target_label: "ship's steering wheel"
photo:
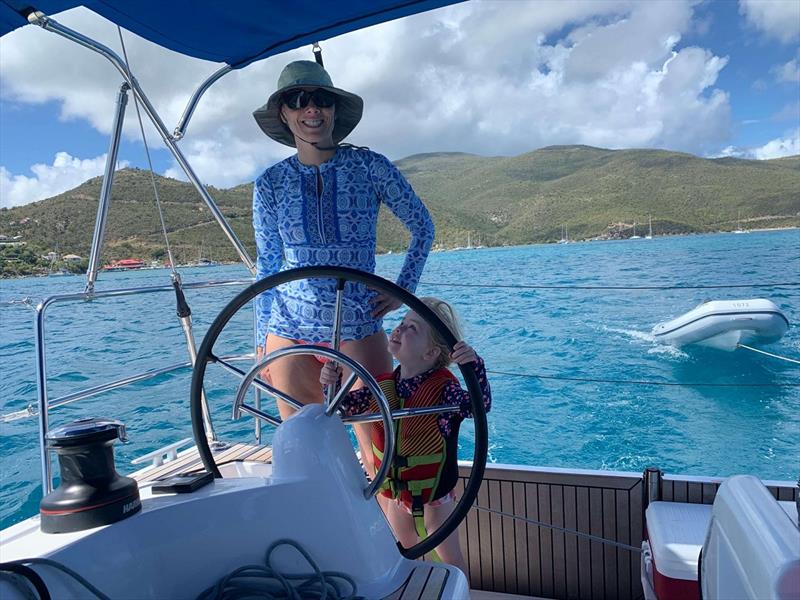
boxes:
[190,266,488,560]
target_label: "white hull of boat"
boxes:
[652,299,789,351]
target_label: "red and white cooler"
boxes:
[641,501,712,600]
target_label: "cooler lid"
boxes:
[46,417,127,447]
[646,501,712,581]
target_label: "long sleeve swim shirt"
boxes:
[253,147,435,346]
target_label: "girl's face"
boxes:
[388,311,439,370]
[280,87,336,146]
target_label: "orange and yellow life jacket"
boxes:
[369,368,458,547]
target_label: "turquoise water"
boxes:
[2,230,799,528]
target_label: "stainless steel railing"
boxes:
[33,278,253,494]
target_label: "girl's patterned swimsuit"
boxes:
[339,357,493,437]
[253,147,434,345]
[338,357,492,507]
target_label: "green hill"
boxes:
[1,146,798,275]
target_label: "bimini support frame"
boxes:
[173,65,232,140]
[85,82,129,294]
[26,10,256,275]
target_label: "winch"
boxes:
[39,417,140,533]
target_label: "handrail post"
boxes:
[85,82,130,294]
[34,299,54,494]
[643,466,663,538]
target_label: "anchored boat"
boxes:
[0,2,797,600]
[652,298,789,351]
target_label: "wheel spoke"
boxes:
[216,356,303,410]
[238,403,282,427]
[325,278,346,406]
[326,371,359,416]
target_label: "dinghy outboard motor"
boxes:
[39,418,140,533]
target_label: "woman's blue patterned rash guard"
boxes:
[253,146,435,347]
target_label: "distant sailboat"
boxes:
[195,240,219,266]
[451,232,474,251]
[630,221,641,239]
[558,224,570,244]
[645,215,653,239]
[733,211,749,234]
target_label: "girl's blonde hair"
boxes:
[419,297,463,369]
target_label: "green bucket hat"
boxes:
[253,60,364,147]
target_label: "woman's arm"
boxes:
[370,153,435,294]
[253,174,283,350]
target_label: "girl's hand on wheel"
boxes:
[320,362,342,386]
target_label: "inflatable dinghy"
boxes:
[652,299,789,351]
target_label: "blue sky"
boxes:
[1,0,798,208]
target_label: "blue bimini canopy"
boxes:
[0,0,462,68]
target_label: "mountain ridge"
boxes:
[1,145,798,274]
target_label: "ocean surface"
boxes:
[2,230,799,528]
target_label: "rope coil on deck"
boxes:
[197,539,362,600]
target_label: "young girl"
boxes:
[320,297,492,572]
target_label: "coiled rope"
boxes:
[197,539,362,600]
[1,540,362,600]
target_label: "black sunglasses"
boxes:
[282,88,337,110]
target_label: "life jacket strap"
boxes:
[373,443,444,469]
[394,452,443,469]
[411,495,442,563]
[381,476,440,498]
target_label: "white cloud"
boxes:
[772,58,800,83]
[0,152,128,208]
[739,0,800,43]
[163,135,270,188]
[1,1,737,205]
[714,128,800,160]
[751,128,800,159]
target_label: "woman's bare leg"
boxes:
[425,499,468,573]
[339,330,392,476]
[264,334,324,420]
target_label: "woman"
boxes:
[251,60,435,458]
